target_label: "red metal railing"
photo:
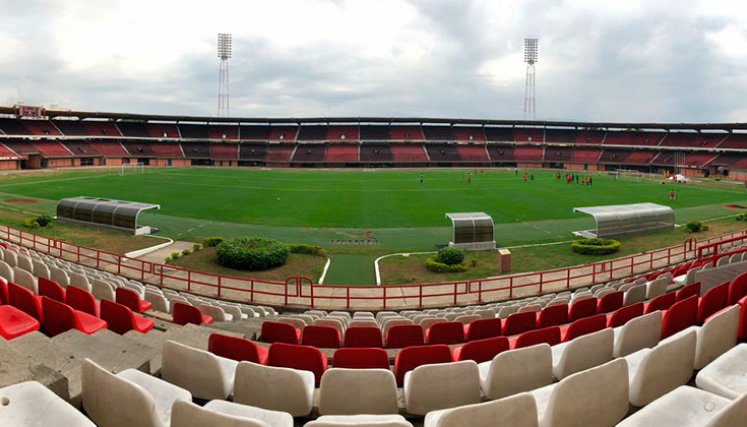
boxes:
[2,224,746,310]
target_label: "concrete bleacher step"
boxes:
[208,319,263,339]
[50,329,152,405]
[0,338,68,401]
[124,329,168,374]
[161,323,243,350]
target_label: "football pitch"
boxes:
[0,167,745,284]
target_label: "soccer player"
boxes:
[669,189,676,201]
[419,172,424,184]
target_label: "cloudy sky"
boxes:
[1,0,746,122]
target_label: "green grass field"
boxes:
[1,167,746,285]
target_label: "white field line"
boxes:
[318,257,332,284]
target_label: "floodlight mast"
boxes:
[217,33,232,117]
[523,38,538,120]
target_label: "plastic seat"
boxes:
[607,302,643,328]
[144,291,170,313]
[344,326,383,348]
[172,302,214,326]
[452,336,509,363]
[536,303,568,328]
[560,313,607,342]
[171,400,293,427]
[161,340,238,400]
[394,344,452,386]
[259,320,301,344]
[623,284,647,306]
[81,358,191,427]
[426,321,464,345]
[386,324,424,348]
[305,415,413,427]
[0,381,95,426]
[302,325,342,348]
[331,348,390,369]
[597,291,623,314]
[511,326,561,349]
[100,299,155,334]
[697,283,728,324]
[613,311,662,358]
[404,360,480,416]
[463,317,502,340]
[424,392,538,427]
[12,267,38,294]
[661,295,698,339]
[529,359,629,427]
[728,271,747,305]
[319,368,399,416]
[676,282,701,301]
[41,296,107,336]
[115,287,153,313]
[644,292,676,314]
[208,333,269,364]
[38,277,65,303]
[199,304,233,322]
[616,386,747,427]
[234,361,315,417]
[8,281,43,321]
[0,305,40,340]
[568,297,597,321]
[551,328,614,380]
[66,285,100,317]
[502,311,536,336]
[625,329,696,407]
[268,342,328,386]
[696,343,747,399]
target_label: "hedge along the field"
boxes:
[216,237,290,270]
[425,256,469,273]
[570,238,621,255]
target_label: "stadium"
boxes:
[3,2,747,427]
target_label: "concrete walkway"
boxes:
[138,240,198,264]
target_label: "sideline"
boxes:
[317,257,332,284]
[124,235,174,258]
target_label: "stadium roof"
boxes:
[3,106,747,132]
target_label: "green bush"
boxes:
[685,222,705,233]
[193,243,203,251]
[571,238,621,255]
[437,247,465,265]
[181,249,192,256]
[36,215,53,227]
[288,243,327,256]
[203,236,225,247]
[170,252,181,260]
[216,237,290,271]
[737,214,747,222]
[22,217,40,229]
[425,256,468,273]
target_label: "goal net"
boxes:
[117,162,146,176]
[610,169,643,182]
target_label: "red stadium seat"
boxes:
[41,296,107,337]
[301,325,341,348]
[38,277,65,303]
[676,282,701,301]
[568,298,597,321]
[66,286,100,317]
[511,326,561,349]
[259,320,301,344]
[739,296,747,342]
[728,271,747,305]
[8,282,43,322]
[394,344,452,386]
[536,304,568,328]
[344,326,383,348]
[607,302,643,328]
[502,311,536,336]
[268,342,327,386]
[644,292,676,315]
[597,291,624,314]
[0,277,9,305]
[208,333,268,364]
[0,305,39,340]
[99,299,154,334]
[697,283,729,324]
[560,314,607,342]
[464,317,502,341]
[115,287,152,313]
[172,302,214,326]
[661,295,698,339]
[386,324,424,348]
[426,321,464,345]
[452,336,509,363]
[332,348,390,369]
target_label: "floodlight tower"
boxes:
[217,33,232,117]
[523,38,538,120]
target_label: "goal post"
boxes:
[610,169,643,182]
[118,162,146,176]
